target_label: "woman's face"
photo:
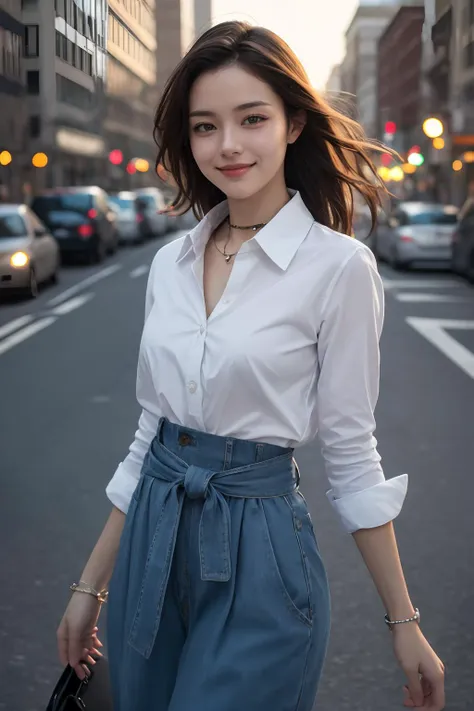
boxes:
[189,63,303,200]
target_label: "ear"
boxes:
[287,110,306,144]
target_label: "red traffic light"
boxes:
[109,149,123,166]
[126,161,136,174]
[385,121,397,135]
[381,152,392,167]
[408,145,421,155]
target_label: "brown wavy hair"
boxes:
[154,21,391,235]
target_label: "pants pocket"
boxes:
[260,497,313,627]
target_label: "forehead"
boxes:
[189,64,278,111]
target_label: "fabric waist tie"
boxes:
[128,443,298,659]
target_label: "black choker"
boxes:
[227,217,267,231]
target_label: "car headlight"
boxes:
[10,251,30,268]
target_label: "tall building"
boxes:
[341,2,401,138]
[377,3,425,150]
[21,0,108,190]
[0,0,27,201]
[155,0,211,99]
[105,0,158,188]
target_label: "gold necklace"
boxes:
[212,217,267,263]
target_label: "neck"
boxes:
[227,180,291,231]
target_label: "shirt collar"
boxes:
[175,190,314,271]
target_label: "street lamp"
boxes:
[0,150,12,166]
[32,152,48,168]
[452,160,463,172]
[422,117,444,139]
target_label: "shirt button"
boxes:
[188,380,197,394]
[199,325,205,335]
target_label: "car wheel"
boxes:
[50,257,60,284]
[390,245,407,271]
[28,268,39,298]
[91,240,106,264]
[467,251,474,284]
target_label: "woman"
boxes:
[57,21,445,711]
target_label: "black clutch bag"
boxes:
[46,657,113,711]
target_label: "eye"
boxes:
[243,115,267,126]
[192,123,215,133]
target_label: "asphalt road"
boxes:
[0,233,473,710]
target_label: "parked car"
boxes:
[30,186,118,264]
[371,201,458,270]
[452,208,474,282]
[0,204,60,298]
[109,192,144,245]
[133,188,169,237]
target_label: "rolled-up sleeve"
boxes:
[105,254,161,514]
[315,246,408,533]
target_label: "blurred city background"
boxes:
[0,1,473,711]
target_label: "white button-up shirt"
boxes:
[106,191,408,533]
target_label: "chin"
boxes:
[217,179,269,202]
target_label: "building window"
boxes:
[29,115,41,138]
[27,70,40,94]
[84,51,93,76]
[56,73,93,109]
[55,0,66,19]
[25,25,39,57]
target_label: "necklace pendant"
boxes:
[225,254,232,263]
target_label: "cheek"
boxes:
[190,135,215,172]
[255,123,288,161]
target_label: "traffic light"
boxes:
[109,149,123,165]
[385,121,397,135]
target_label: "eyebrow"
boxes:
[189,101,272,118]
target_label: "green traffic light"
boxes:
[408,152,424,167]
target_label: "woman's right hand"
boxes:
[57,592,104,680]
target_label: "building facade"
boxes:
[104,0,158,189]
[341,3,400,138]
[20,0,108,191]
[422,0,474,202]
[377,3,425,151]
[0,0,27,201]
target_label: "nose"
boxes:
[220,125,243,156]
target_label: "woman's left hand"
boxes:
[392,624,445,709]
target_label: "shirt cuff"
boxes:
[105,462,140,515]
[326,473,408,533]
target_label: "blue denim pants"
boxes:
[107,418,331,711]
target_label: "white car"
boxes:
[0,204,60,298]
[134,188,169,237]
[109,192,143,245]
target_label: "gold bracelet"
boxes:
[70,581,109,604]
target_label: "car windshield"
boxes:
[0,213,26,238]
[135,194,156,208]
[31,193,93,221]
[404,208,458,226]
[109,196,134,210]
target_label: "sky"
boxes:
[211,0,359,89]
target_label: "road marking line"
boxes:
[130,265,149,279]
[395,293,467,303]
[0,314,34,340]
[406,317,474,381]
[382,278,461,290]
[47,264,122,307]
[0,317,56,356]
[51,292,94,315]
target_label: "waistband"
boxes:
[159,417,293,469]
[128,417,299,659]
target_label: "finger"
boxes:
[427,677,445,710]
[403,685,417,708]
[406,672,424,707]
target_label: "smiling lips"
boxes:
[217,163,255,177]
